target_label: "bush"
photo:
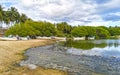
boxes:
[5,20,57,37]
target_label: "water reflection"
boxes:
[63,39,107,50]
[63,39,120,49]
[61,39,120,57]
[107,40,120,47]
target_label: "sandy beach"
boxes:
[0,39,67,75]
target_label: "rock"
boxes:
[63,67,69,70]
[19,61,37,70]
[111,56,116,58]
[52,64,58,68]
[19,61,26,66]
[27,64,37,70]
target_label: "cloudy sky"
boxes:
[0,0,120,26]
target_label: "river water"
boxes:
[20,39,120,75]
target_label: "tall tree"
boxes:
[57,22,72,35]
[20,13,27,23]
[95,27,110,39]
[71,26,95,40]
[7,7,20,26]
[0,5,29,29]
[0,5,4,28]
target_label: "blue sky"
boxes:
[0,0,120,26]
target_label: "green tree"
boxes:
[3,10,10,27]
[95,27,110,39]
[71,26,95,40]
[71,26,87,37]
[5,20,57,37]
[57,22,72,36]
[5,23,39,37]
[0,5,4,28]
[20,13,28,23]
[108,27,120,36]
[7,7,20,26]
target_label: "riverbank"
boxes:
[0,39,67,75]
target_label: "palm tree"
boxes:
[0,5,28,28]
[7,7,20,26]
[3,11,10,28]
[20,13,28,23]
[0,5,4,28]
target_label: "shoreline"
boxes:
[0,39,67,75]
[21,41,120,75]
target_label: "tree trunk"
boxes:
[85,35,89,40]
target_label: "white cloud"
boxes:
[69,21,86,26]
[1,0,120,26]
[102,0,120,8]
[109,12,120,16]
[87,21,120,27]
[21,0,34,7]
[86,21,112,26]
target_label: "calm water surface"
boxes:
[63,39,120,58]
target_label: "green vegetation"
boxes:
[62,40,107,50]
[95,27,110,39]
[71,26,96,40]
[5,20,57,37]
[0,5,28,28]
[0,5,120,39]
[56,22,72,36]
[5,19,120,39]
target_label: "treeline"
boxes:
[1,5,120,39]
[0,5,28,28]
[5,20,57,37]
[72,26,120,39]
[5,20,120,39]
